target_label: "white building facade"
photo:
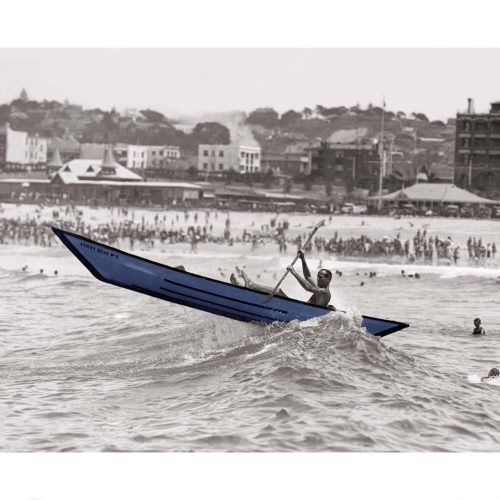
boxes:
[0,123,48,170]
[126,145,181,170]
[198,144,261,173]
[27,134,48,164]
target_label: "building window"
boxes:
[203,163,208,169]
[463,121,471,131]
[219,163,223,169]
[241,151,245,158]
[219,151,224,157]
[476,121,488,132]
[203,150,208,157]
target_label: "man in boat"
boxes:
[287,250,332,307]
[230,250,333,308]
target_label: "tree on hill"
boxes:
[412,112,429,122]
[192,122,230,145]
[247,107,280,128]
[280,109,302,126]
[315,105,328,117]
[302,107,313,119]
[431,120,445,127]
[325,106,348,117]
[140,109,168,123]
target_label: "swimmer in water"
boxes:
[481,368,499,383]
[472,317,485,335]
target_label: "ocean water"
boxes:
[1,213,500,452]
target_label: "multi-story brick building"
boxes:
[455,99,500,192]
[261,144,309,177]
[306,130,381,192]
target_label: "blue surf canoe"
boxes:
[52,227,409,337]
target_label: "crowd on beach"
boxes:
[0,204,498,267]
[293,228,497,265]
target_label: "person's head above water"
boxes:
[317,269,332,287]
[474,317,481,326]
[488,368,499,378]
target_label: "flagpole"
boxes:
[377,97,385,211]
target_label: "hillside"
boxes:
[0,97,455,166]
[0,98,231,154]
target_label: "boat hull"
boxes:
[52,227,409,337]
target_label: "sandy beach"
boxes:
[1,201,499,265]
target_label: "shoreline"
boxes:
[2,239,499,278]
[1,202,499,267]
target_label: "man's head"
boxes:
[474,317,481,326]
[317,269,332,288]
[488,368,499,378]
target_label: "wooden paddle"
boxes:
[262,219,325,304]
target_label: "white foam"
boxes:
[289,256,500,280]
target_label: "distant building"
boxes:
[306,129,381,192]
[19,88,28,102]
[80,143,109,160]
[123,108,141,121]
[261,145,309,177]
[80,143,180,171]
[455,98,500,192]
[1,146,208,205]
[126,145,148,169]
[198,143,261,174]
[126,145,181,170]
[48,135,81,164]
[0,123,47,171]
[27,134,48,164]
[55,146,142,183]
[368,182,497,210]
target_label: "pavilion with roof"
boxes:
[368,182,498,210]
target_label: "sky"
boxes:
[1,48,500,122]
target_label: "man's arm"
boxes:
[297,250,316,286]
[287,266,323,294]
